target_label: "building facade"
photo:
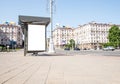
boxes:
[53,26,74,48]
[0,22,23,47]
[74,22,120,50]
[53,22,120,49]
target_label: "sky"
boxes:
[0,0,120,34]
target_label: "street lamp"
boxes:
[11,25,14,51]
[96,35,99,50]
[48,0,55,53]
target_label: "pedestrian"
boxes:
[14,44,17,51]
[7,44,10,52]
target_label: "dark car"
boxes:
[74,47,80,50]
[64,47,70,50]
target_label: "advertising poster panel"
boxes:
[28,24,45,51]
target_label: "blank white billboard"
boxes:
[28,24,46,51]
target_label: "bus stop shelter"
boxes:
[19,15,50,56]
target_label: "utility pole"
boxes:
[48,0,55,53]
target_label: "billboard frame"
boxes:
[19,15,50,56]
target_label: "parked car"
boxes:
[83,48,87,50]
[103,46,115,51]
[64,47,70,50]
[74,47,80,51]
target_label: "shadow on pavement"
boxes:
[29,53,71,56]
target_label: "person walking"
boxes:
[6,44,10,52]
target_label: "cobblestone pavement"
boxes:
[0,49,120,84]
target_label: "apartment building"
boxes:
[53,22,120,49]
[74,22,120,50]
[0,22,23,47]
[53,26,74,48]
[74,26,82,47]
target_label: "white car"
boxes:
[103,46,115,51]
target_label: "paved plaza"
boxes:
[0,49,120,84]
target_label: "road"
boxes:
[55,49,120,57]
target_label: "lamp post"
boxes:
[12,26,13,51]
[48,0,55,53]
[96,35,99,50]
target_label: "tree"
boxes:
[69,39,75,49]
[65,43,71,48]
[108,25,120,48]
[103,42,113,47]
[64,39,75,49]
